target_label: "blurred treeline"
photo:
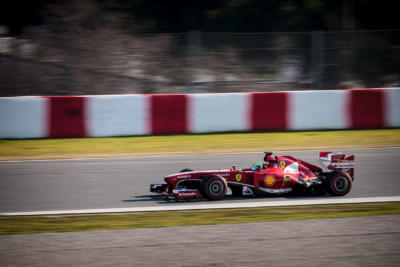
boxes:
[2,0,399,34]
[0,0,399,95]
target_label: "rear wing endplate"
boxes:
[319,152,354,178]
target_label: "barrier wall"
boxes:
[0,88,399,139]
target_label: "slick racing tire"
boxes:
[327,172,352,196]
[180,168,193,173]
[200,175,227,201]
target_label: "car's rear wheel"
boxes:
[200,175,227,200]
[327,172,352,196]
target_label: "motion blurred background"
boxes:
[0,0,399,96]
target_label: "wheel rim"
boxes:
[209,180,224,196]
[333,176,349,193]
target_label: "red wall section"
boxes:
[349,89,385,129]
[250,92,288,130]
[47,96,87,138]
[150,94,188,134]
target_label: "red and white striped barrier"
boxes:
[0,88,399,139]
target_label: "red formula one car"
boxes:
[150,152,354,201]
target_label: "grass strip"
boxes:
[1,202,400,235]
[0,129,399,160]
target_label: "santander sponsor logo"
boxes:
[178,191,198,197]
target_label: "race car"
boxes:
[150,151,354,201]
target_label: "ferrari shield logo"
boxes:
[235,174,242,182]
[280,161,286,168]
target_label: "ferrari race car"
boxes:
[150,151,354,201]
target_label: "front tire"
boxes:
[200,175,227,200]
[327,172,352,196]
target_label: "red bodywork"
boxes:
[166,155,321,199]
[151,152,354,200]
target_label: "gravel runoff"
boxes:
[1,215,399,267]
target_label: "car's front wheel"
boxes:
[200,175,227,200]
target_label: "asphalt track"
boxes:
[0,147,399,213]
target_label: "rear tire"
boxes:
[200,175,227,200]
[327,172,352,196]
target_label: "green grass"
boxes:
[1,202,400,235]
[0,129,399,160]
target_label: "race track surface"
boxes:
[0,148,399,213]
[1,215,399,266]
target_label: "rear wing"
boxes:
[319,152,354,178]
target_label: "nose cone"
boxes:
[164,174,177,183]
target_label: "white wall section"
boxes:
[385,88,400,127]
[289,90,349,130]
[0,96,46,139]
[87,95,149,137]
[188,93,250,133]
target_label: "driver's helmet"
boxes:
[251,161,262,171]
